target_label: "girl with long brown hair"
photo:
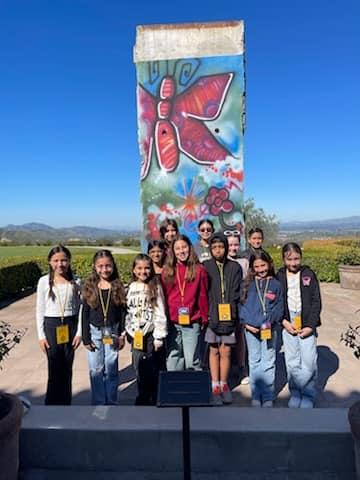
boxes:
[126,253,167,405]
[161,234,209,371]
[82,249,126,405]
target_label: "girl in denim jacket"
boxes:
[240,250,283,407]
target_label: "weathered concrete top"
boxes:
[134,20,244,62]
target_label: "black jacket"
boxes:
[204,258,242,335]
[277,266,321,329]
[81,289,126,345]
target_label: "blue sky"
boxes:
[1,0,359,228]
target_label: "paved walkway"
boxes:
[0,283,359,407]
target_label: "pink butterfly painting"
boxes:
[138,73,234,179]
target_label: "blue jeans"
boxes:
[166,322,201,371]
[282,311,318,401]
[86,324,119,405]
[245,328,277,402]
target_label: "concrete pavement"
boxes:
[0,283,359,407]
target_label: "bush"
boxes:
[69,254,134,284]
[0,253,136,301]
[267,247,340,282]
[0,262,42,300]
[122,237,141,247]
[336,248,360,266]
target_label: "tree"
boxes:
[122,237,141,247]
[242,198,279,246]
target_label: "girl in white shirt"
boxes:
[36,245,81,405]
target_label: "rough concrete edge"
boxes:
[134,20,244,62]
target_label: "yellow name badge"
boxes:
[102,327,114,345]
[218,303,231,322]
[260,322,272,340]
[293,315,302,330]
[134,330,144,350]
[102,336,113,345]
[56,324,69,345]
[178,306,190,325]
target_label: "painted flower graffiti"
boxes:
[205,186,234,216]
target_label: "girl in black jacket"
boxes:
[204,232,242,405]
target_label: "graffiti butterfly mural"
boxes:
[138,73,234,179]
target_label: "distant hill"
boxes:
[0,223,140,244]
[2,217,360,245]
[280,216,360,232]
[278,216,360,242]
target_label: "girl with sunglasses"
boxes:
[193,219,215,263]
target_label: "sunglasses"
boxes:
[199,228,213,233]
[224,230,241,236]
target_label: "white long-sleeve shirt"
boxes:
[36,274,81,340]
[286,271,302,313]
[125,281,167,346]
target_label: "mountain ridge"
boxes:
[280,216,360,232]
[0,223,139,243]
[1,216,360,244]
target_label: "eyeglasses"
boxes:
[199,228,213,233]
[224,230,241,236]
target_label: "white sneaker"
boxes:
[240,375,249,385]
[251,399,261,408]
[262,400,273,408]
[238,367,249,385]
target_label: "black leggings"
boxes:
[44,316,77,405]
[131,334,166,405]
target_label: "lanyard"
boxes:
[216,261,226,302]
[54,283,69,322]
[176,265,188,305]
[255,278,270,317]
[99,287,112,325]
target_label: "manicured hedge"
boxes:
[0,253,137,301]
[0,244,349,301]
[267,247,340,282]
[0,262,42,300]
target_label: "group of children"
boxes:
[36,219,321,409]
